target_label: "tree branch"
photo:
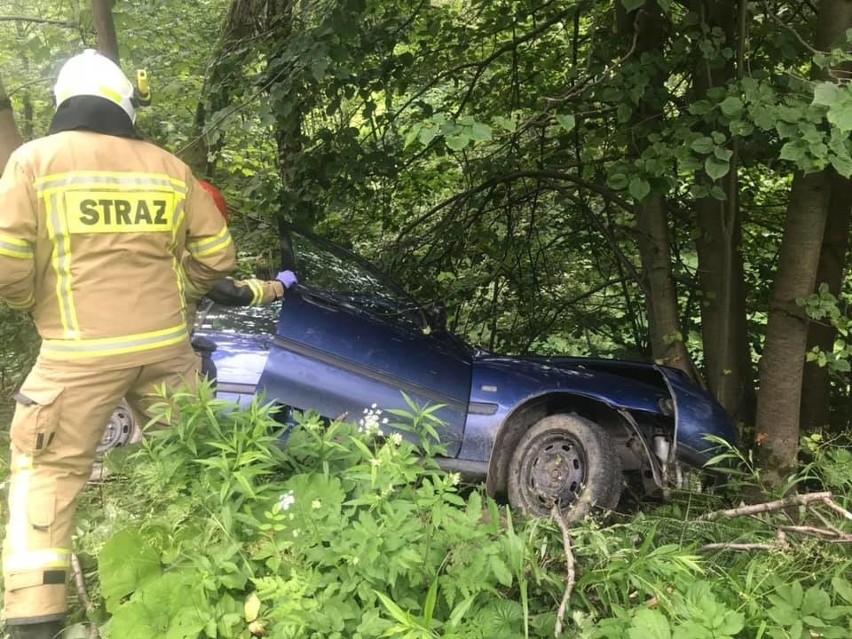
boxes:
[0,15,76,27]
[699,491,832,521]
[551,505,576,638]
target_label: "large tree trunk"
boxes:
[0,73,23,173]
[754,0,852,484]
[619,2,695,374]
[635,193,693,371]
[692,0,755,425]
[181,0,262,174]
[91,0,120,63]
[267,0,311,225]
[799,172,852,432]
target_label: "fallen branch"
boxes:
[71,553,99,638]
[698,542,777,552]
[551,505,576,638]
[779,525,852,543]
[700,529,790,553]
[822,497,852,522]
[699,491,833,521]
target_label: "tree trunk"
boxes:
[0,73,23,173]
[619,2,695,374]
[692,0,755,425]
[755,173,831,481]
[181,0,261,174]
[635,193,693,371]
[267,0,310,225]
[799,172,852,432]
[755,0,852,484]
[91,0,120,63]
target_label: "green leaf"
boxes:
[447,595,477,628]
[720,96,743,116]
[813,82,841,106]
[244,593,261,623]
[423,579,439,627]
[826,102,852,132]
[628,608,672,639]
[621,0,645,11]
[404,124,422,149]
[779,140,806,163]
[492,115,517,132]
[469,122,492,142]
[555,114,576,133]
[691,136,714,154]
[418,125,438,146]
[490,555,513,587]
[629,177,651,201]
[99,529,162,613]
[832,576,852,604]
[704,156,730,181]
[607,173,630,190]
[445,134,470,151]
[374,590,411,625]
[713,146,733,162]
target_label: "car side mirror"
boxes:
[425,301,447,332]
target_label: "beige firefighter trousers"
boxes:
[2,346,199,624]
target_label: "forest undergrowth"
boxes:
[0,385,846,638]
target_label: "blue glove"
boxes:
[276,270,298,289]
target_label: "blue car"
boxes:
[103,225,738,520]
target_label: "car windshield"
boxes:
[290,229,427,330]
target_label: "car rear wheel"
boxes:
[96,401,140,456]
[507,413,622,522]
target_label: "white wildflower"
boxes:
[370,458,382,467]
[311,500,322,510]
[277,491,295,511]
[390,433,403,446]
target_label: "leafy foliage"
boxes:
[47,387,850,638]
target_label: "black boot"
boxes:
[6,620,65,639]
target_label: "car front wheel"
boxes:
[507,413,622,522]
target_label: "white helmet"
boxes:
[54,49,136,123]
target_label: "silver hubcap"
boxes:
[97,404,135,455]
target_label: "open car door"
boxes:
[257,225,473,455]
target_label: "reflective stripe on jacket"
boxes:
[0,130,236,366]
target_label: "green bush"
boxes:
[60,387,852,639]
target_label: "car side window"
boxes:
[292,232,426,330]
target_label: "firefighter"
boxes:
[0,50,236,637]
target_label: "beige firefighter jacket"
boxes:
[0,130,236,368]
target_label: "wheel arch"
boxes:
[485,392,641,497]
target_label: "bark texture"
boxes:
[619,2,695,374]
[0,73,23,174]
[182,0,263,173]
[692,0,755,425]
[755,0,852,483]
[91,0,120,63]
[800,173,852,431]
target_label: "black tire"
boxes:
[507,413,622,522]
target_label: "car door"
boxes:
[257,226,472,455]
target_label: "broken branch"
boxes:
[551,505,577,638]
